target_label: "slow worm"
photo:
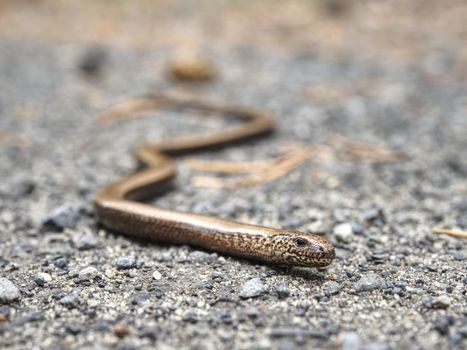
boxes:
[95,94,335,267]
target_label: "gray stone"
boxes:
[431,295,451,309]
[354,273,384,293]
[0,174,35,198]
[275,282,290,298]
[78,46,107,75]
[152,270,162,280]
[187,250,214,263]
[453,326,467,339]
[218,329,234,341]
[239,278,268,299]
[53,257,68,269]
[362,208,385,227]
[334,223,354,243]
[42,203,81,230]
[432,315,454,335]
[351,222,365,235]
[59,290,80,308]
[78,266,98,280]
[65,323,84,335]
[323,281,341,296]
[14,312,44,326]
[0,278,21,303]
[306,220,330,235]
[246,307,260,318]
[130,291,151,305]
[74,230,98,250]
[34,272,52,286]
[453,250,466,261]
[0,305,10,318]
[116,255,137,269]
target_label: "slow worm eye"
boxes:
[295,238,307,247]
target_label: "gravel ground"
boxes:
[0,1,466,349]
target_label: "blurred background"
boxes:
[1,0,466,59]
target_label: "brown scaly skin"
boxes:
[95,94,335,267]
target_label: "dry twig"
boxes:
[191,147,314,188]
[432,228,467,238]
[98,98,163,127]
[185,158,276,174]
[329,136,408,163]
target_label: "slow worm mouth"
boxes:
[305,246,335,262]
[288,253,335,267]
[314,258,334,267]
[298,258,334,268]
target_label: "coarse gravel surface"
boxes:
[0,1,466,350]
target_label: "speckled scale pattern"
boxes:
[96,201,271,260]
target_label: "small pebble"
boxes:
[452,326,467,340]
[116,255,137,270]
[239,278,268,299]
[362,207,386,227]
[431,295,451,309]
[334,223,354,243]
[53,257,68,269]
[15,312,43,326]
[432,315,454,335]
[167,56,216,82]
[59,290,80,308]
[446,157,467,176]
[0,174,35,199]
[275,282,291,299]
[188,250,213,263]
[34,272,52,286]
[183,309,199,323]
[0,305,11,320]
[74,230,98,250]
[65,323,84,335]
[112,323,130,338]
[42,203,81,230]
[218,329,234,341]
[306,220,330,235]
[246,307,260,318]
[0,278,21,303]
[78,46,107,76]
[354,273,384,293]
[78,266,98,281]
[130,292,150,305]
[453,251,465,261]
[323,281,341,296]
[351,221,365,235]
[152,270,162,280]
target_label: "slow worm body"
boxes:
[95,94,335,267]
